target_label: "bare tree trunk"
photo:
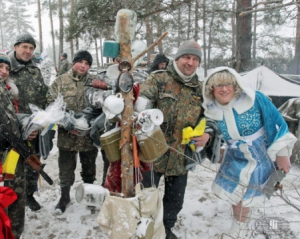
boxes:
[293,6,300,74]
[157,14,163,53]
[49,0,57,68]
[70,0,75,60]
[99,30,103,67]
[177,8,181,47]
[145,17,153,67]
[0,19,4,49]
[235,0,252,73]
[16,3,20,34]
[195,0,199,41]
[202,0,207,76]
[94,38,99,68]
[76,38,79,51]
[58,0,64,58]
[231,0,237,61]
[188,2,191,40]
[252,0,257,59]
[207,11,215,70]
[37,0,43,52]
[117,11,134,198]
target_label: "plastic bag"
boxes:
[22,94,66,140]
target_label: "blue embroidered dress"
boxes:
[202,67,296,206]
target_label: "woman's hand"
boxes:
[275,156,291,174]
[27,130,38,140]
[192,133,210,148]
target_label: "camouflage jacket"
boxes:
[47,69,96,151]
[58,59,71,76]
[0,80,21,158]
[140,61,204,176]
[8,51,48,114]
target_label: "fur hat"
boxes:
[61,53,67,58]
[174,39,201,61]
[0,52,11,67]
[73,50,93,66]
[14,33,36,48]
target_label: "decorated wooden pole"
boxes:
[116,9,135,198]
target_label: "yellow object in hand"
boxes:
[181,118,206,152]
[2,149,20,175]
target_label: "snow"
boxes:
[241,66,300,97]
[20,133,300,239]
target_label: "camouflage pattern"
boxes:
[8,51,48,114]
[58,148,98,187]
[47,68,98,186]
[8,51,48,205]
[47,68,96,151]
[0,80,26,239]
[140,61,204,176]
[58,58,71,76]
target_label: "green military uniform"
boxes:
[140,61,204,176]
[58,58,71,76]
[140,59,206,233]
[0,79,25,239]
[47,68,98,187]
[8,51,48,209]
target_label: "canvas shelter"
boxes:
[241,65,300,108]
[241,65,300,97]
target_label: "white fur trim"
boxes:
[6,79,19,99]
[203,67,256,120]
[267,132,296,161]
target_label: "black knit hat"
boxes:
[61,53,67,58]
[73,50,93,66]
[0,52,11,67]
[14,33,36,49]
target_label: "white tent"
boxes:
[241,65,300,97]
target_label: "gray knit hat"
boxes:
[14,33,36,48]
[0,52,11,67]
[174,39,201,60]
[73,50,93,66]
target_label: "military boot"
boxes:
[165,228,178,239]
[55,186,71,214]
[26,195,41,211]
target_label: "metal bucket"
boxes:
[75,183,109,207]
[137,126,168,163]
[100,127,121,162]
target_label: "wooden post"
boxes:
[117,11,134,198]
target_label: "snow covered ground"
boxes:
[21,133,300,239]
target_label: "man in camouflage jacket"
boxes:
[8,33,48,212]
[47,50,99,214]
[140,40,211,239]
[57,52,71,76]
[0,56,38,239]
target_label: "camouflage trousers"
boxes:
[58,148,98,187]
[100,149,109,186]
[25,138,41,198]
[4,158,25,239]
[25,160,39,197]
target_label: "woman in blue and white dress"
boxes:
[201,67,296,238]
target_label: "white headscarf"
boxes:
[202,67,256,120]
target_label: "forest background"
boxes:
[0,0,300,76]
